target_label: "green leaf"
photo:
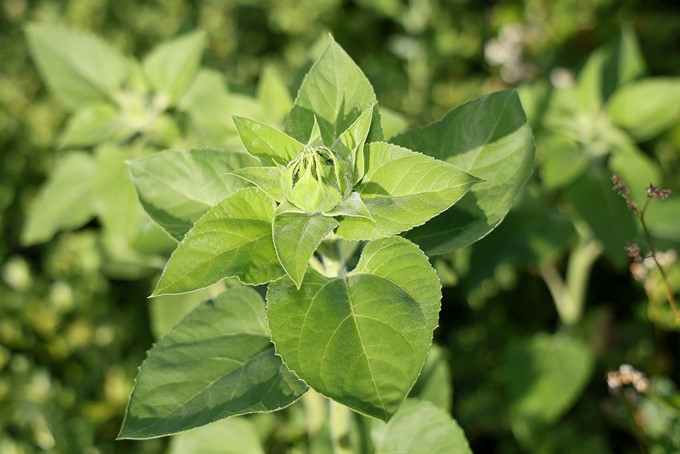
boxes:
[234,116,305,165]
[394,90,535,255]
[142,30,206,106]
[231,166,284,201]
[257,64,293,124]
[118,286,307,439]
[25,24,128,110]
[153,187,284,295]
[129,149,259,241]
[608,146,663,208]
[335,142,479,241]
[59,103,121,148]
[601,25,646,100]
[564,169,639,266]
[267,236,441,420]
[325,192,372,219]
[286,36,382,145]
[504,334,592,444]
[372,399,471,454]
[332,105,373,183]
[168,417,264,454]
[607,78,680,141]
[22,152,97,245]
[379,106,409,140]
[408,344,452,412]
[273,210,339,288]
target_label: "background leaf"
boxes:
[153,187,284,295]
[129,149,259,241]
[606,78,680,141]
[21,151,97,245]
[394,90,535,255]
[267,237,441,420]
[119,286,307,439]
[59,103,121,148]
[335,142,479,241]
[503,333,593,447]
[142,30,206,106]
[372,399,472,454]
[26,24,128,109]
[167,417,264,454]
[285,36,382,145]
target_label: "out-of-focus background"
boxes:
[1,0,679,453]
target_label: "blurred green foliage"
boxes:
[1,0,680,452]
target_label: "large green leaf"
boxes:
[394,90,535,255]
[335,142,479,241]
[119,286,307,439]
[607,78,680,141]
[142,30,206,106]
[233,116,305,165]
[273,210,339,288]
[153,187,284,295]
[21,152,97,245]
[267,237,441,420]
[285,36,382,145]
[372,399,471,454]
[25,24,128,110]
[231,166,284,201]
[129,149,259,241]
[504,334,592,445]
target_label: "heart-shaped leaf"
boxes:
[153,187,284,295]
[267,236,441,420]
[119,286,307,439]
[335,142,479,241]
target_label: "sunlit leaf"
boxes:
[153,188,284,295]
[267,237,441,420]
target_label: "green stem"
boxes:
[540,224,602,326]
[329,399,352,454]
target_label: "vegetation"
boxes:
[1,1,679,453]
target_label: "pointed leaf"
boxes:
[286,36,382,145]
[25,24,128,109]
[332,105,373,183]
[153,188,284,295]
[273,210,339,288]
[601,25,646,100]
[129,149,259,241]
[394,90,535,255]
[325,192,372,219]
[234,116,304,165]
[231,166,284,201]
[22,152,97,245]
[59,103,121,148]
[372,399,471,454]
[119,286,307,439]
[335,142,479,241]
[267,237,441,420]
[257,64,293,123]
[607,78,680,141]
[143,30,206,106]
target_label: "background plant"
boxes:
[1,1,679,452]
